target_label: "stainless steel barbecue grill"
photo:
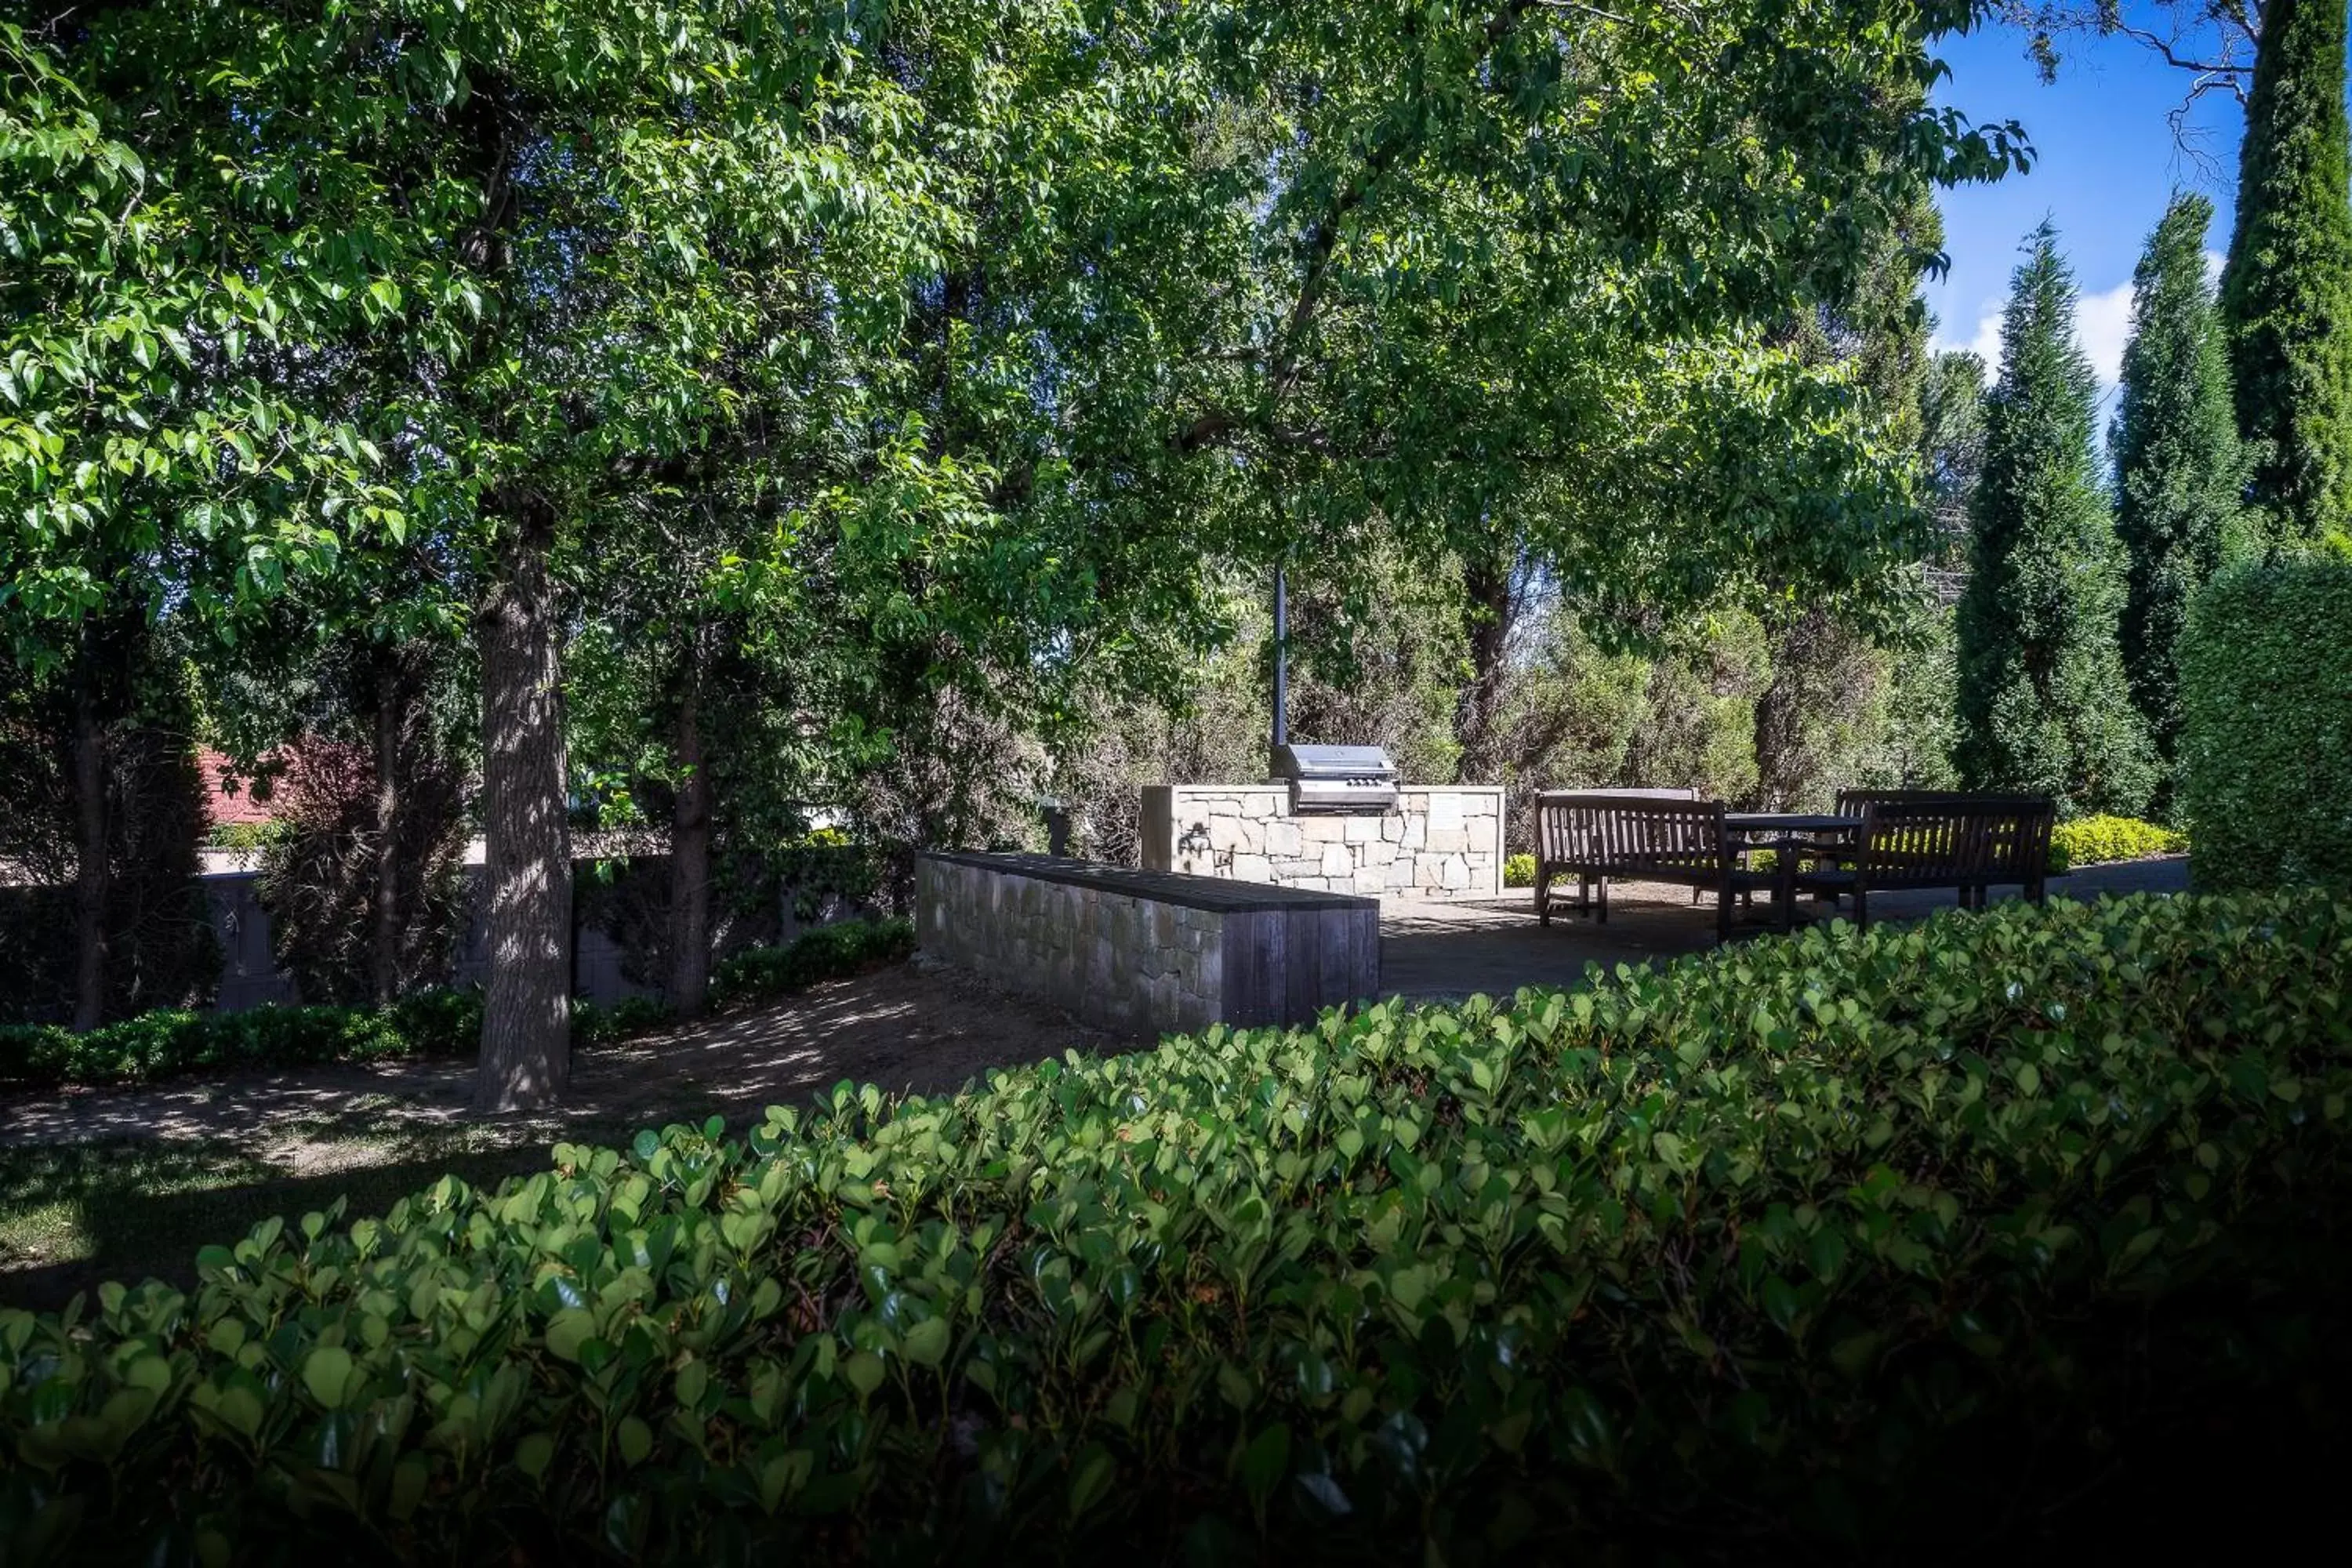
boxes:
[1271,743,1399,814]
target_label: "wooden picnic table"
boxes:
[1722,812,1860,932]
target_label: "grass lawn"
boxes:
[0,1118,659,1310]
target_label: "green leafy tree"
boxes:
[2220,0,2352,542]
[30,2,949,1108]
[2113,193,2250,800]
[1150,2,2024,779]
[1,21,389,1026]
[1754,189,1944,810]
[12,1,2030,1098]
[1919,349,1991,564]
[1957,226,2156,816]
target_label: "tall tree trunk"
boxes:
[69,671,111,1033]
[667,633,713,1017]
[1453,550,1518,782]
[1751,610,1809,812]
[368,645,407,1005]
[474,504,572,1112]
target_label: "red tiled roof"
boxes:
[198,748,278,829]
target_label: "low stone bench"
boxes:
[916,852,1381,1036]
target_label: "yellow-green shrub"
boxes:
[2049,815,2187,873]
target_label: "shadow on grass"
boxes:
[0,1135,579,1312]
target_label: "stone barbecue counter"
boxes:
[916,852,1378,1037]
[1140,785,1504,901]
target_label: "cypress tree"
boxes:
[2112,193,2250,800]
[2220,0,2352,543]
[1956,225,2156,817]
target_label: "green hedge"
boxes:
[0,989,482,1091]
[0,920,914,1091]
[2048,814,2187,873]
[2180,561,2352,889]
[1501,852,1536,888]
[706,918,913,1008]
[5,894,2350,1559]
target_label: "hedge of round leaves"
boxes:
[5,894,2352,1562]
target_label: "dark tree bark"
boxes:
[1453,550,1519,782]
[68,683,111,1033]
[368,646,407,1005]
[1751,624,1806,812]
[64,612,137,1033]
[666,628,713,1018]
[474,501,572,1112]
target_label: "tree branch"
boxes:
[1532,0,1633,26]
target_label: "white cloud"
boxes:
[1935,296,2007,370]
[2205,248,2226,289]
[2074,281,2136,390]
[1933,278,2139,395]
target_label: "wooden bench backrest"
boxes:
[1536,787,1700,801]
[1833,788,1980,818]
[1965,797,2056,879]
[1856,798,2053,885]
[1535,788,1697,864]
[1540,794,1726,873]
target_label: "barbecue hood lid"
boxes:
[1272,742,1397,779]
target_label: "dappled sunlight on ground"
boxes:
[2,962,1124,1157]
[0,962,1125,1305]
[0,858,2193,1306]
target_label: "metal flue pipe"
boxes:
[1270,567,1288,775]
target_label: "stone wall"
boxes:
[1139,786,1504,900]
[916,852,1378,1036]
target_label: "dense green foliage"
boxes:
[0,989,480,1092]
[0,921,913,1091]
[2112,194,2249,797]
[203,821,292,853]
[1502,854,1537,889]
[2220,0,2352,543]
[5,891,2350,1559]
[2180,561,2352,890]
[704,919,913,1011]
[2048,815,2188,874]
[3,1,2030,1095]
[0,616,218,1028]
[1957,227,2154,816]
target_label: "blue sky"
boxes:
[1926,9,2259,412]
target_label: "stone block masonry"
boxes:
[1140,786,1504,901]
[916,852,1380,1037]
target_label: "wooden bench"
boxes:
[1830,789,2056,906]
[1534,787,1697,924]
[1533,793,1770,941]
[1797,797,2055,930]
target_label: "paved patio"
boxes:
[1382,856,2191,1002]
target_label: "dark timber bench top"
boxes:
[922,851,1380,915]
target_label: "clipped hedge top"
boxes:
[5,893,2352,1562]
